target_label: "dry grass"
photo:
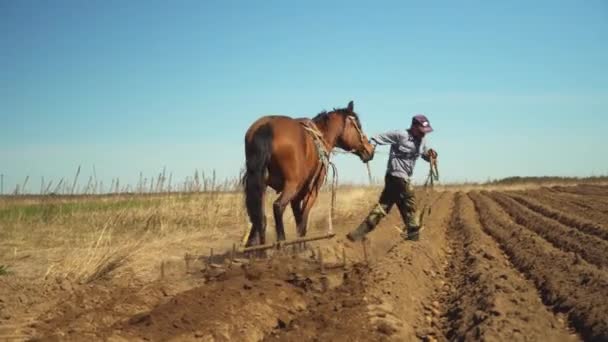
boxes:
[0,192,250,282]
[0,187,379,283]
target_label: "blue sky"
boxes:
[1,0,607,193]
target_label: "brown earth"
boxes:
[2,185,608,341]
[486,191,608,269]
[470,191,608,341]
[508,190,608,241]
[439,193,575,341]
[535,187,608,216]
[552,184,608,197]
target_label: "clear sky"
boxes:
[1,0,607,193]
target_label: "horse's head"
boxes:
[335,101,375,162]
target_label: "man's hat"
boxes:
[412,114,433,133]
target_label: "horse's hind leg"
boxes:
[246,214,267,244]
[244,182,267,247]
[291,199,303,229]
[273,183,298,243]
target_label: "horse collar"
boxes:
[300,121,330,164]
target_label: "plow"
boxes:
[239,232,337,254]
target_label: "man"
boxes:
[346,114,437,242]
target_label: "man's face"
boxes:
[411,124,426,138]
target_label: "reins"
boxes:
[300,121,337,235]
[424,156,439,188]
[341,115,374,185]
[419,155,440,229]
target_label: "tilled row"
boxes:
[542,188,608,223]
[552,185,608,197]
[439,193,574,341]
[555,190,608,214]
[512,190,608,240]
[470,191,608,341]
[540,188,608,215]
[487,191,608,270]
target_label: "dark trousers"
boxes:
[348,174,418,240]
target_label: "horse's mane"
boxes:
[312,107,362,129]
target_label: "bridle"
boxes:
[343,115,370,156]
[303,113,370,156]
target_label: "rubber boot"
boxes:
[346,222,369,242]
[346,204,387,241]
[406,226,421,241]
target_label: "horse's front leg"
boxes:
[273,183,298,243]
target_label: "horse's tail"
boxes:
[242,123,273,246]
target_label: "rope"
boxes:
[305,116,367,234]
[301,124,330,151]
[327,161,338,234]
[346,115,366,143]
[424,156,439,188]
[300,121,337,236]
[419,156,440,228]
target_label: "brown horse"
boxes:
[242,101,375,247]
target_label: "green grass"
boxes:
[0,197,162,222]
[0,265,8,276]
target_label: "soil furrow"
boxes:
[487,191,608,270]
[539,188,608,215]
[362,191,454,341]
[438,192,576,341]
[509,191,608,240]
[469,191,608,341]
[521,188,608,226]
[553,185,608,198]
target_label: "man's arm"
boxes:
[370,130,404,145]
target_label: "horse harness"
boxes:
[298,115,365,234]
[299,115,367,184]
[299,115,367,160]
[299,120,331,193]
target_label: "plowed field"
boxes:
[2,184,607,341]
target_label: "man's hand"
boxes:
[369,139,378,149]
[426,149,438,159]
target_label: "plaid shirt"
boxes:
[371,129,431,180]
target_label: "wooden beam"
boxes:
[241,233,336,253]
